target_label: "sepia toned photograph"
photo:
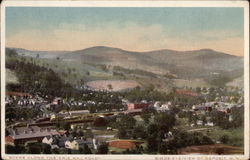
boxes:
[1,1,249,160]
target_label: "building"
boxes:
[6,125,59,146]
[65,138,93,150]
[127,103,150,110]
[42,135,59,149]
[52,97,62,105]
[6,91,33,99]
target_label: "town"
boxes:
[5,82,244,154]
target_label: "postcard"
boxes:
[1,1,249,160]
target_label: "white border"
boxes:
[1,1,249,160]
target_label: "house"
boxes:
[52,97,62,105]
[154,101,161,108]
[70,123,85,130]
[42,135,59,149]
[42,136,53,145]
[205,122,214,127]
[65,138,93,150]
[6,91,33,99]
[65,139,79,150]
[6,125,60,146]
[127,103,150,110]
[57,135,74,148]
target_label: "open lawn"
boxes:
[202,127,244,147]
[173,78,211,88]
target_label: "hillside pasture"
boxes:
[86,80,140,92]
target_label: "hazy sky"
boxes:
[6,7,244,56]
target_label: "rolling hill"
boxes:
[61,46,243,79]
[6,46,244,90]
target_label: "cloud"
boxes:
[6,22,244,56]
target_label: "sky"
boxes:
[6,7,244,56]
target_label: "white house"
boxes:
[65,138,91,150]
[42,136,53,145]
[65,140,79,150]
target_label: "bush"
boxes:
[220,134,229,144]
[97,142,109,154]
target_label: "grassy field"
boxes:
[86,80,140,91]
[202,127,244,147]
[173,78,211,88]
[176,117,244,147]
[6,68,19,84]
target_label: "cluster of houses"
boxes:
[5,91,46,107]
[192,101,243,114]
[5,123,146,152]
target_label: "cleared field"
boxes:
[173,78,211,88]
[226,76,244,88]
[86,80,140,92]
[6,69,19,84]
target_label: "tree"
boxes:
[158,141,177,154]
[117,115,136,130]
[97,142,109,154]
[107,84,113,90]
[201,136,213,145]
[146,135,158,152]
[117,128,127,139]
[52,148,60,154]
[231,107,244,128]
[154,113,176,132]
[42,143,52,154]
[59,121,70,131]
[220,134,229,144]
[201,115,207,126]
[6,145,17,154]
[141,107,156,123]
[26,144,42,154]
[79,144,92,154]
[132,125,147,139]
[147,123,158,136]
[78,130,84,137]
[6,48,18,57]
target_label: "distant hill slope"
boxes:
[9,48,69,59]
[8,46,243,88]
[61,46,243,79]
